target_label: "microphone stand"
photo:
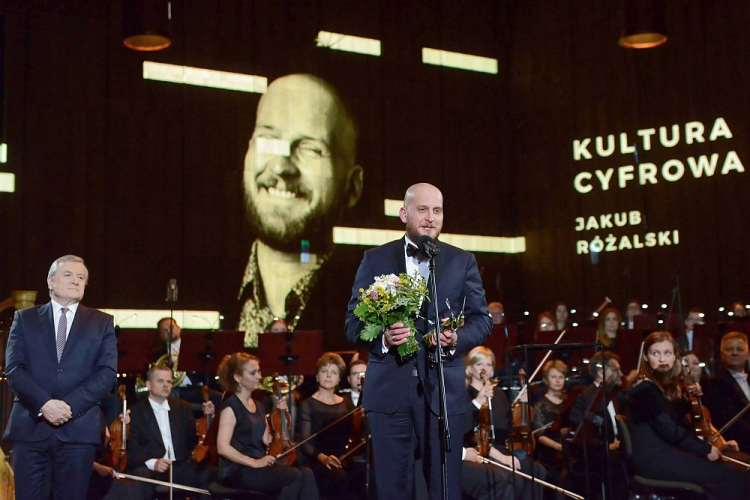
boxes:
[426,252,450,500]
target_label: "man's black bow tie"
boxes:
[407,243,430,261]
[406,243,421,258]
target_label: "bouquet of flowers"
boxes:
[353,272,428,360]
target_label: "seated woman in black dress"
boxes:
[531,360,568,486]
[216,352,319,500]
[626,331,750,500]
[463,346,546,500]
[298,352,365,500]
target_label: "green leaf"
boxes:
[360,322,384,342]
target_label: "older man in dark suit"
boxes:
[127,364,213,499]
[4,255,118,499]
[345,183,492,500]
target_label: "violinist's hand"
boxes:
[317,453,342,469]
[41,399,72,426]
[686,382,703,397]
[119,409,131,425]
[253,455,276,468]
[385,323,411,347]
[706,446,721,462]
[154,458,172,473]
[277,396,288,411]
[203,400,215,416]
[463,447,482,463]
[439,319,458,348]
[724,440,740,452]
[93,462,114,478]
[609,440,621,451]
[476,384,493,405]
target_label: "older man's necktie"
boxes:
[57,307,68,362]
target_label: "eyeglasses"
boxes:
[351,371,366,377]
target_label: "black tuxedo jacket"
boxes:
[569,383,624,445]
[702,366,750,452]
[3,302,117,444]
[345,237,492,416]
[127,397,198,468]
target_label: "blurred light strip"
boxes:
[384,199,402,217]
[99,308,222,329]
[143,62,267,93]
[0,143,7,163]
[333,227,526,254]
[0,172,15,193]
[316,31,382,56]
[422,48,498,74]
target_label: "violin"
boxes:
[475,369,496,457]
[509,369,535,456]
[340,374,367,465]
[193,385,217,464]
[109,385,129,472]
[266,373,297,465]
[681,359,728,452]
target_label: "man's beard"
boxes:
[245,190,345,254]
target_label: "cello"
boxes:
[266,374,297,465]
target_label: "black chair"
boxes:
[616,416,706,499]
[208,482,274,499]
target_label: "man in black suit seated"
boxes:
[568,351,627,500]
[342,358,367,407]
[127,364,214,499]
[702,331,750,453]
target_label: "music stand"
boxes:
[257,330,323,376]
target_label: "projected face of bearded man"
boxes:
[243,74,363,252]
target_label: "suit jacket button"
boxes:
[57,369,62,373]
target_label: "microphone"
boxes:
[166,279,178,303]
[417,235,440,257]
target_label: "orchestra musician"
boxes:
[462,346,546,500]
[126,364,213,499]
[298,353,365,499]
[702,331,750,453]
[682,351,703,383]
[596,308,621,350]
[553,302,569,331]
[342,358,367,408]
[215,352,319,500]
[536,312,556,334]
[625,331,750,500]
[152,318,221,410]
[568,351,626,499]
[531,360,568,485]
[623,300,642,330]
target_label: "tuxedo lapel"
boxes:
[394,237,407,275]
[167,400,183,457]
[38,302,57,362]
[145,404,167,453]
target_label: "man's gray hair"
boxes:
[48,255,87,279]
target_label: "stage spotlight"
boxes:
[123,0,172,52]
[619,0,667,49]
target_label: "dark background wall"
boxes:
[0,0,747,346]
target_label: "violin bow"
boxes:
[512,329,568,406]
[710,401,750,444]
[477,456,584,499]
[113,473,210,495]
[275,406,364,459]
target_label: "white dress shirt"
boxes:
[730,370,750,402]
[51,299,79,341]
[145,398,175,470]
